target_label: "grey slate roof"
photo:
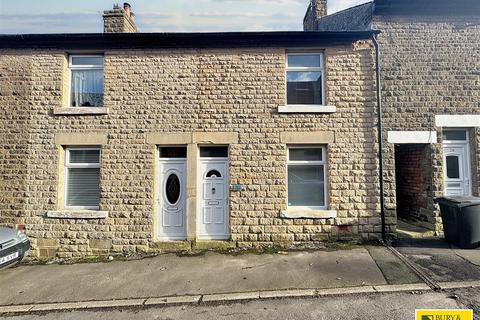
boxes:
[316,2,374,32]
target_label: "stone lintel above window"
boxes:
[55,132,108,146]
[145,132,239,145]
[280,131,334,144]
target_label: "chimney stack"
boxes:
[303,0,327,31]
[103,2,138,33]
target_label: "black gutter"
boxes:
[372,32,386,242]
[0,31,377,49]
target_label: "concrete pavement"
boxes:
[0,247,393,305]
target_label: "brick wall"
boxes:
[394,144,434,226]
[0,44,381,258]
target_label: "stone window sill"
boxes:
[46,210,109,219]
[277,105,336,114]
[280,208,337,219]
[53,107,109,115]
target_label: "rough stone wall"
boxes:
[0,44,379,258]
[0,53,33,227]
[303,0,327,31]
[103,9,137,33]
[470,127,480,197]
[374,16,480,231]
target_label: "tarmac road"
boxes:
[3,288,479,320]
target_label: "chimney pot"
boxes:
[124,2,131,16]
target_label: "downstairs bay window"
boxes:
[287,146,327,210]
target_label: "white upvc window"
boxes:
[285,52,325,106]
[65,148,101,210]
[287,146,327,210]
[68,55,104,107]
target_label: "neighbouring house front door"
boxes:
[198,147,229,240]
[443,130,471,196]
[158,158,187,240]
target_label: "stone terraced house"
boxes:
[2,0,478,259]
[306,0,480,233]
[0,2,383,258]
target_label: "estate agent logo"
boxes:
[416,310,473,320]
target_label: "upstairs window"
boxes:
[286,53,324,106]
[65,148,101,209]
[69,55,104,107]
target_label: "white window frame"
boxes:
[287,145,328,210]
[285,52,325,107]
[65,147,101,210]
[68,55,104,108]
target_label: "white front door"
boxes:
[198,160,229,240]
[443,142,471,196]
[158,159,186,240]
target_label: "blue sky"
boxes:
[0,0,369,34]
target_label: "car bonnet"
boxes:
[0,227,19,247]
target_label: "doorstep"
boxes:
[193,240,237,250]
[149,240,237,251]
[150,241,192,251]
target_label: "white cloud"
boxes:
[210,0,306,3]
[190,12,271,18]
[0,0,372,33]
[328,0,371,14]
[137,11,299,32]
[0,13,102,33]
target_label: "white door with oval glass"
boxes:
[198,147,229,240]
[158,149,187,240]
[443,130,471,196]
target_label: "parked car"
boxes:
[0,226,30,269]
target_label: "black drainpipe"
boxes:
[372,32,387,242]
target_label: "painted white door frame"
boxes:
[197,157,229,240]
[442,131,472,196]
[158,158,187,240]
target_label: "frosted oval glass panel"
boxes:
[165,174,181,204]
